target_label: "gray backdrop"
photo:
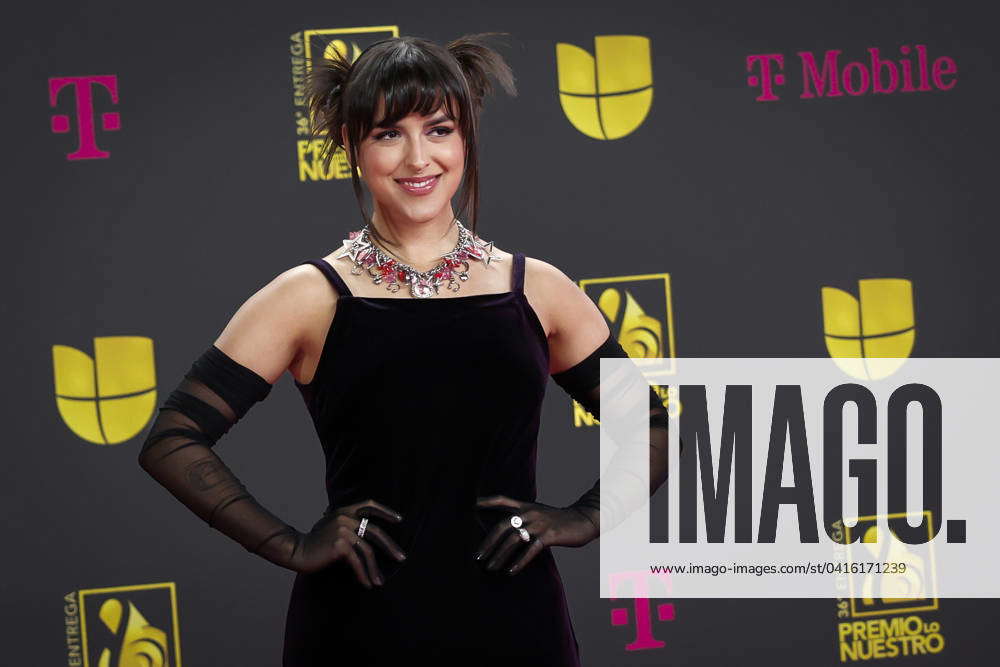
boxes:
[6,0,996,664]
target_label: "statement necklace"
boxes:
[336,220,503,299]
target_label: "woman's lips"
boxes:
[395,174,440,196]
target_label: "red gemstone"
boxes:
[397,269,406,281]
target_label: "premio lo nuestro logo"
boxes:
[289,26,399,182]
[570,271,677,427]
[831,511,945,662]
[65,582,181,666]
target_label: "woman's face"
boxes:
[353,101,465,225]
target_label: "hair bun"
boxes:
[325,83,342,110]
[305,46,353,140]
[447,33,517,112]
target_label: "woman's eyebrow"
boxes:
[372,114,454,130]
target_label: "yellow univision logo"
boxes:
[556,35,653,140]
[821,279,915,380]
[52,336,157,445]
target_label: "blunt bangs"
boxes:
[346,40,471,138]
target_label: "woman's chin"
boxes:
[391,200,453,224]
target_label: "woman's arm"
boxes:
[213,264,336,384]
[534,258,674,537]
[522,257,611,374]
[136,265,388,577]
[136,268,316,564]
[474,259,674,572]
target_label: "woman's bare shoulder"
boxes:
[212,259,340,385]
[521,255,611,373]
[521,255,581,308]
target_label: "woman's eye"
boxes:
[373,127,452,140]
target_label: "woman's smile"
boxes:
[394,174,442,196]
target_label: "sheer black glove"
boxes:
[137,345,407,581]
[473,333,676,575]
[299,499,408,586]
[553,332,675,541]
[474,495,600,575]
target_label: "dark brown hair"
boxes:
[305,33,517,249]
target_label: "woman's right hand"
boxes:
[291,499,408,587]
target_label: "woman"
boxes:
[137,33,670,665]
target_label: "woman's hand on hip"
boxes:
[291,498,407,587]
[474,495,599,575]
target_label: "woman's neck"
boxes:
[367,206,461,271]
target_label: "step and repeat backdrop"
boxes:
[6,0,996,664]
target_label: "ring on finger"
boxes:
[517,527,531,543]
[357,517,369,539]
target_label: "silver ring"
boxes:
[510,515,523,529]
[357,517,369,539]
[518,527,531,542]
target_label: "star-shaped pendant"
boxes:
[336,235,369,262]
[476,239,502,267]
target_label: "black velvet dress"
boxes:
[282,252,582,665]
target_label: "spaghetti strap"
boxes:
[512,252,526,294]
[300,258,354,298]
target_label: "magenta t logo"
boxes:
[49,75,120,160]
[608,570,676,651]
[746,54,786,101]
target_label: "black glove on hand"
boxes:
[137,345,406,583]
[474,495,608,574]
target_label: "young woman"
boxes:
[137,33,670,665]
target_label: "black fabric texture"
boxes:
[189,344,273,418]
[283,252,582,664]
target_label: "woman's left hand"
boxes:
[474,495,599,575]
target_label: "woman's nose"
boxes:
[405,137,430,172]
